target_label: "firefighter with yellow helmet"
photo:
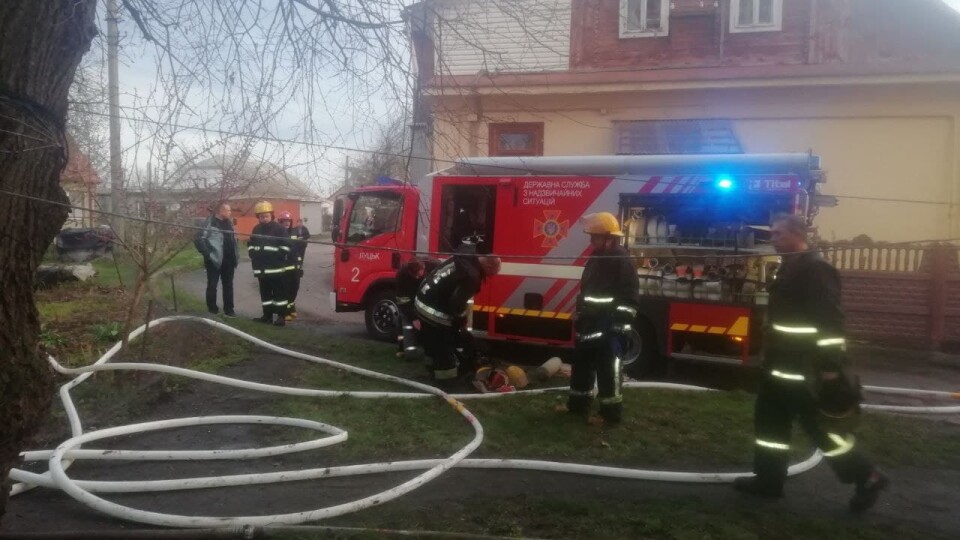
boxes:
[567,212,641,423]
[248,201,293,326]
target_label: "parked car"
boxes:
[55,226,116,262]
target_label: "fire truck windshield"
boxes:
[345,192,402,244]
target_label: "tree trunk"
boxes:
[0,0,98,524]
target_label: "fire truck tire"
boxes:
[624,321,665,378]
[365,288,400,342]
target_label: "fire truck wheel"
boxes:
[623,321,664,378]
[365,288,400,342]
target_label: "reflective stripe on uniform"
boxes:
[261,301,272,306]
[263,268,285,274]
[279,246,291,252]
[577,331,604,341]
[274,301,288,306]
[568,389,592,397]
[771,370,806,382]
[823,433,856,457]
[416,298,452,320]
[756,439,790,451]
[600,395,623,405]
[584,296,614,304]
[248,245,260,252]
[773,324,818,334]
[253,270,263,276]
[405,346,418,351]
[817,338,846,347]
[283,265,297,272]
[431,265,454,284]
[617,305,638,317]
[262,246,280,252]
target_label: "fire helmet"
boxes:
[582,212,623,237]
[253,201,274,215]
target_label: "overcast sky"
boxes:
[78,2,413,198]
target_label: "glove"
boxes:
[613,304,637,333]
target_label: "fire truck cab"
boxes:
[331,154,828,374]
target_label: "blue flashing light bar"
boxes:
[716,175,734,190]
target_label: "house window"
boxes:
[489,123,544,157]
[620,0,670,38]
[615,120,743,155]
[730,0,782,33]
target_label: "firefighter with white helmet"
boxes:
[567,212,641,423]
[248,201,293,326]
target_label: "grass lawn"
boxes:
[309,495,949,540]
[36,244,205,368]
[28,267,960,539]
[217,323,960,473]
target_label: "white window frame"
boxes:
[730,0,783,34]
[619,0,670,39]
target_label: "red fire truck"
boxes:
[331,154,829,375]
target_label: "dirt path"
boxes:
[5,332,960,536]
[175,244,366,334]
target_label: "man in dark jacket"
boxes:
[194,203,239,317]
[396,257,441,359]
[734,214,888,513]
[568,212,641,424]
[278,212,311,320]
[248,201,293,326]
[415,247,500,386]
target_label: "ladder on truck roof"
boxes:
[447,153,821,177]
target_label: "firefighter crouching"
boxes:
[415,247,501,387]
[396,257,440,360]
[734,214,888,513]
[568,212,641,424]
[248,201,293,327]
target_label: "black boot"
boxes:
[850,470,889,513]
[599,402,623,424]
[566,394,592,416]
[733,476,784,498]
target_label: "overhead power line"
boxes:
[1,188,957,262]
[66,105,958,208]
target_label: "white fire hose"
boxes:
[9,316,958,528]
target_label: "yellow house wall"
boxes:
[430,84,960,242]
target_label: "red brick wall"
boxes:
[570,0,811,70]
[837,246,960,349]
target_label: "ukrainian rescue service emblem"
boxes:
[533,210,570,248]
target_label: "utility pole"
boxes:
[107,0,124,237]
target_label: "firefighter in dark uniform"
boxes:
[734,214,888,513]
[567,212,641,424]
[415,246,501,386]
[278,212,310,321]
[248,201,293,327]
[395,257,440,360]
